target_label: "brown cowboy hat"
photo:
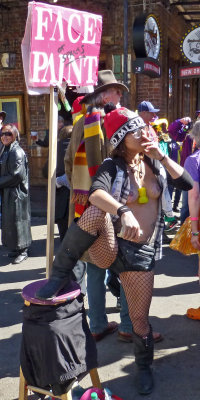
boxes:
[0,111,6,121]
[80,70,129,104]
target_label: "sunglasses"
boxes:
[0,131,13,137]
[131,126,148,139]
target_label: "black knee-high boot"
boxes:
[132,327,154,395]
[35,221,97,300]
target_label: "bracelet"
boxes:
[159,155,165,162]
[117,205,131,218]
[191,232,200,236]
[190,217,199,221]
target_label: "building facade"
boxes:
[0,0,199,185]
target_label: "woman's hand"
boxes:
[140,132,164,160]
[119,211,141,241]
[191,235,200,251]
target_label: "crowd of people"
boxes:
[1,69,200,396]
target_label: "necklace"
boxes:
[129,158,144,178]
[128,159,149,203]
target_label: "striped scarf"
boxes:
[72,106,105,217]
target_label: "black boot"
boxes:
[132,328,154,395]
[35,221,97,300]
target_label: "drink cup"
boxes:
[31,131,38,141]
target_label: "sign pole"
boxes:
[46,86,58,278]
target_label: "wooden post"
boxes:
[46,86,58,277]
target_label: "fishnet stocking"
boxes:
[77,205,154,337]
[120,270,154,337]
[77,205,118,268]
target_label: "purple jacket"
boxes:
[168,119,193,166]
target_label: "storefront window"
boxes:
[183,81,190,116]
[169,68,173,98]
[0,95,24,133]
[112,54,131,85]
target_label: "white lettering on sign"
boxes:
[68,14,81,43]
[82,15,98,44]
[144,62,160,74]
[32,52,56,83]
[22,3,102,88]
[50,11,64,41]
[32,52,98,85]
[180,66,200,77]
[35,7,52,41]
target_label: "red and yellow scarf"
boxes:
[72,106,105,218]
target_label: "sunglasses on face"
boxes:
[0,131,12,137]
[132,127,148,139]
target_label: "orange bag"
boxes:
[169,216,200,255]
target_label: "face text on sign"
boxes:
[30,6,102,86]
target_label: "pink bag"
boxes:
[80,388,123,400]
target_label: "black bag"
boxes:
[110,238,155,274]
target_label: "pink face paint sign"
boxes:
[21,1,102,93]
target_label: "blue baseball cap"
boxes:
[138,101,160,113]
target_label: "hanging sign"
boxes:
[180,25,200,64]
[21,1,102,94]
[133,57,161,78]
[132,14,161,78]
[179,64,200,78]
[133,14,161,60]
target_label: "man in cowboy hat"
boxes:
[63,70,133,342]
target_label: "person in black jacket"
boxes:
[0,124,32,264]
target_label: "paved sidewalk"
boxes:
[0,218,200,400]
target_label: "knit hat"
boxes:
[71,96,87,125]
[104,103,146,148]
[80,70,129,104]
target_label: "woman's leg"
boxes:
[78,206,118,268]
[36,206,118,299]
[120,270,154,337]
[120,270,154,394]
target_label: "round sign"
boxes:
[144,15,161,59]
[181,26,200,63]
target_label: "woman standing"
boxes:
[170,120,200,318]
[0,124,32,264]
[36,104,193,394]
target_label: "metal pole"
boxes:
[123,0,128,106]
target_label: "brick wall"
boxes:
[0,0,193,182]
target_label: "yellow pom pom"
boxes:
[138,187,149,204]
